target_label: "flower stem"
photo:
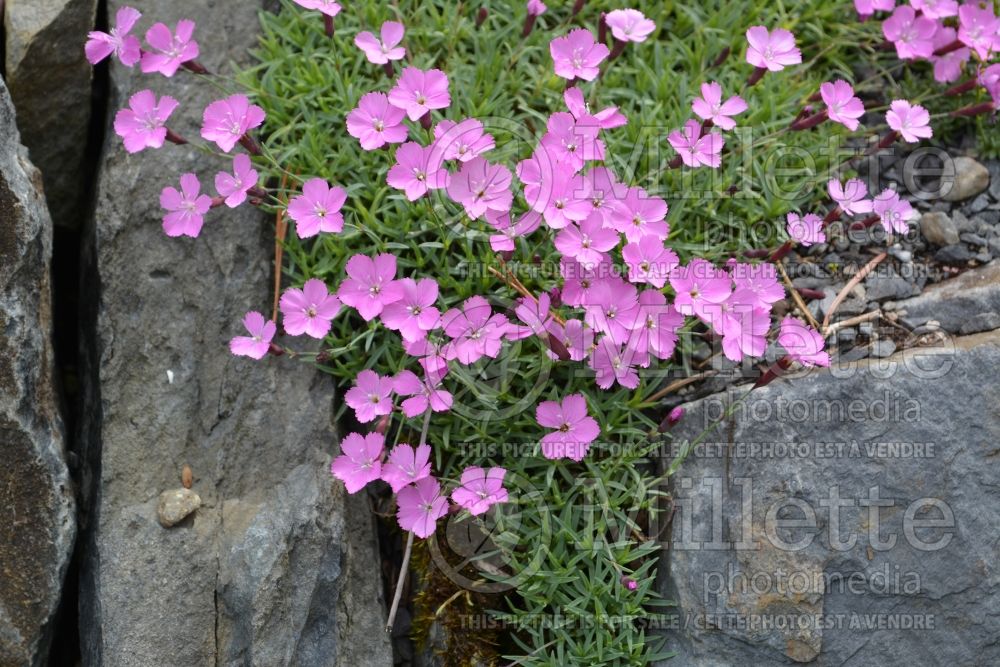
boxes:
[385,532,414,634]
[385,409,432,633]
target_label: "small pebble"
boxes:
[944,156,990,202]
[888,244,912,263]
[934,244,973,265]
[952,210,975,233]
[968,193,991,214]
[840,346,870,362]
[870,339,897,358]
[157,488,201,528]
[960,233,988,246]
[919,211,959,246]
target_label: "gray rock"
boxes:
[892,261,1000,334]
[943,156,990,202]
[0,77,76,667]
[977,210,1000,226]
[77,2,392,666]
[989,161,1000,201]
[919,211,959,246]
[968,193,991,214]
[887,244,912,263]
[834,297,867,316]
[660,331,1000,666]
[3,0,99,228]
[959,312,1000,335]
[865,268,917,301]
[157,488,202,528]
[839,345,870,362]
[934,243,972,264]
[791,277,828,290]
[950,210,975,233]
[960,232,988,247]
[869,338,896,357]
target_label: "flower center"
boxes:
[374,120,385,132]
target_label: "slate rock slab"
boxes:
[77,2,391,666]
[0,76,76,667]
[891,261,1000,334]
[3,0,98,227]
[658,332,1000,666]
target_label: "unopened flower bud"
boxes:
[711,46,731,68]
[476,7,488,28]
[620,575,638,591]
[659,406,684,432]
[375,413,392,434]
[546,333,571,361]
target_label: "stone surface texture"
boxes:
[660,332,1000,666]
[3,0,98,227]
[0,76,76,667]
[77,2,392,666]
